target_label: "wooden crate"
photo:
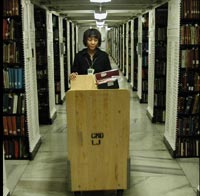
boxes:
[66,75,130,191]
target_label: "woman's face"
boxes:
[87,37,99,51]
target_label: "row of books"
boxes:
[154,93,166,107]
[142,42,148,51]
[154,108,166,122]
[142,80,148,91]
[155,62,166,77]
[142,68,148,79]
[142,29,148,39]
[3,0,19,16]
[3,67,24,89]
[154,78,166,91]
[3,93,25,114]
[3,18,21,40]
[142,56,148,67]
[177,115,199,136]
[181,0,200,20]
[3,42,21,63]
[37,80,48,90]
[55,81,61,92]
[178,94,199,114]
[176,138,199,157]
[180,25,200,45]
[36,39,46,49]
[155,45,167,59]
[156,10,168,27]
[35,29,47,39]
[181,48,199,68]
[36,55,47,66]
[156,27,167,41]
[179,71,200,91]
[155,61,166,76]
[38,92,49,105]
[4,139,29,159]
[37,69,48,79]
[3,115,25,136]
[141,93,148,103]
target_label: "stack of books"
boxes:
[95,69,120,89]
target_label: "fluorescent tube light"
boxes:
[94,12,107,20]
[90,0,111,3]
[96,20,105,26]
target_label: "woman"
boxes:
[70,28,111,80]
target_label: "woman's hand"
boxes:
[69,72,78,80]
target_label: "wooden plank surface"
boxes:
[70,75,97,90]
[66,89,130,191]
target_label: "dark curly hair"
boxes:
[83,28,102,47]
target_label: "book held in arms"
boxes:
[95,69,120,89]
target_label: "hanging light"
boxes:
[90,0,111,3]
[96,20,105,26]
[94,11,107,20]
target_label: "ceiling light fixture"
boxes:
[96,20,105,26]
[90,0,111,3]
[94,11,107,20]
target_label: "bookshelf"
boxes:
[147,3,168,123]
[142,13,149,103]
[66,20,71,89]
[52,14,65,104]
[69,21,73,69]
[115,27,120,68]
[3,0,41,160]
[137,13,149,103]
[63,18,69,92]
[34,5,56,124]
[153,3,168,123]
[58,16,65,101]
[133,17,138,91]
[126,20,132,83]
[119,25,123,71]
[116,28,120,66]
[123,23,127,75]
[164,0,200,158]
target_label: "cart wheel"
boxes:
[73,191,81,196]
[116,189,123,196]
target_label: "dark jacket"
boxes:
[71,48,111,74]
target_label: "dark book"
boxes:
[11,116,17,135]
[3,94,9,112]
[7,116,13,135]
[3,116,9,136]
[14,140,19,159]
[8,93,14,114]
[192,94,199,114]
[4,140,9,158]
[96,77,119,89]
[16,116,21,134]
[185,96,193,114]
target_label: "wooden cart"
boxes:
[66,75,130,196]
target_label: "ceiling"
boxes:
[31,0,167,27]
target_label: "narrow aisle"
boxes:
[6,58,198,196]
